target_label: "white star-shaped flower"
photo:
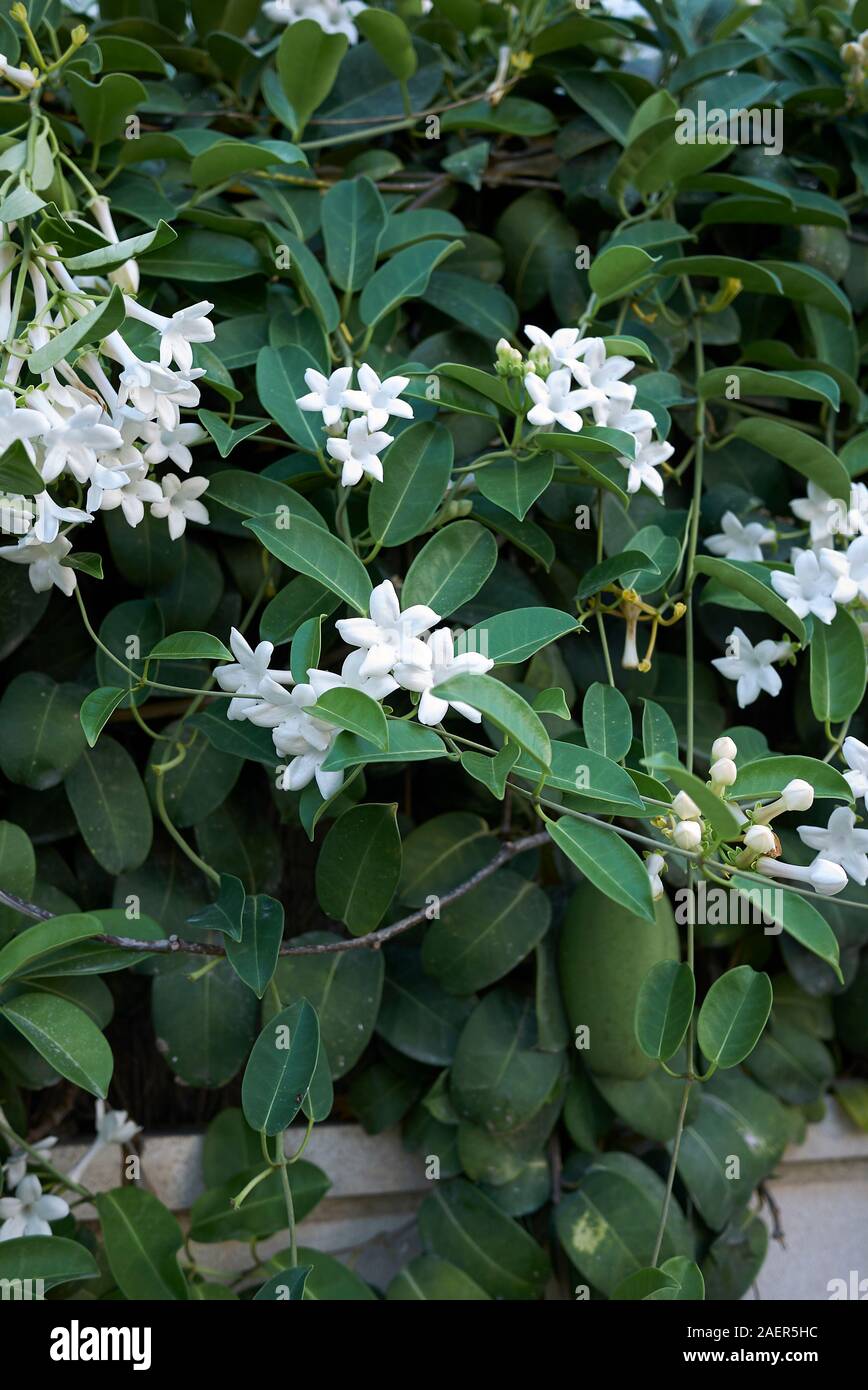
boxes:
[841,535,868,603]
[141,421,206,472]
[525,368,597,432]
[149,473,209,540]
[569,337,636,425]
[0,1175,69,1241]
[158,302,215,373]
[326,416,393,486]
[394,627,493,726]
[90,463,162,526]
[771,548,839,624]
[335,579,439,677]
[0,533,77,595]
[341,363,414,432]
[843,737,868,809]
[798,806,868,886]
[0,388,47,456]
[214,627,293,720]
[296,366,353,427]
[31,490,92,545]
[706,511,776,562]
[524,324,592,370]
[618,429,672,497]
[711,626,790,708]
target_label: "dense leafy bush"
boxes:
[1,0,868,1303]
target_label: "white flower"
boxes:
[771,548,839,625]
[791,481,867,549]
[673,820,702,850]
[752,778,815,824]
[646,852,665,900]
[326,417,393,486]
[671,791,701,820]
[0,388,47,456]
[30,397,124,486]
[90,197,140,294]
[604,397,657,440]
[150,473,209,540]
[296,366,353,427]
[798,806,868,886]
[525,368,597,432]
[743,823,776,856]
[0,534,77,595]
[0,492,34,535]
[712,736,738,761]
[105,334,204,430]
[335,579,439,677]
[841,535,868,603]
[2,1137,57,1190]
[842,736,868,809]
[393,627,493,726]
[66,1101,143,1185]
[569,337,636,424]
[709,757,737,789]
[705,511,776,562]
[0,1175,69,1241]
[756,855,847,896]
[31,490,92,545]
[523,324,591,370]
[0,54,39,90]
[711,626,790,708]
[214,627,293,720]
[141,421,207,472]
[90,463,161,526]
[341,363,414,432]
[158,303,215,373]
[618,429,672,498]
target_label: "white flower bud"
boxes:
[709,757,738,788]
[673,819,702,850]
[782,778,814,812]
[646,852,665,900]
[744,824,776,856]
[842,40,866,66]
[808,859,847,896]
[711,736,738,761]
[671,790,701,820]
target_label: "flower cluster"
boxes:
[214,580,493,798]
[647,736,868,900]
[263,0,369,44]
[296,364,414,487]
[496,326,675,498]
[0,200,214,597]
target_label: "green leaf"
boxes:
[465,607,576,665]
[262,575,339,645]
[27,284,125,375]
[225,894,285,998]
[810,608,866,724]
[730,872,842,982]
[653,255,783,295]
[451,989,564,1131]
[398,811,497,906]
[731,419,850,504]
[198,410,268,459]
[378,948,475,1065]
[246,512,372,614]
[290,615,322,685]
[423,271,518,342]
[575,550,661,602]
[79,687,126,747]
[431,674,550,769]
[697,965,773,1069]
[253,1265,313,1300]
[315,803,402,936]
[321,720,446,771]
[699,366,840,411]
[693,555,806,642]
[635,960,695,1061]
[189,1161,329,1242]
[368,421,453,546]
[0,992,112,1098]
[190,138,283,189]
[242,998,321,1135]
[0,439,43,494]
[188,873,246,941]
[422,871,550,994]
[277,18,347,139]
[140,230,261,283]
[475,454,553,521]
[642,698,679,769]
[269,931,383,1080]
[96,1189,188,1301]
[321,175,387,291]
[0,673,86,790]
[66,70,147,144]
[64,738,152,874]
[63,219,177,274]
[255,344,325,453]
[418,1179,550,1299]
[148,631,233,662]
[356,8,417,80]
[582,682,633,761]
[0,1235,98,1291]
[208,464,326,533]
[402,520,497,616]
[151,963,257,1087]
[731,756,852,802]
[0,913,102,985]
[387,1254,490,1300]
[310,687,389,750]
[589,245,658,305]
[513,739,644,811]
[546,817,655,921]
[0,821,35,943]
[359,239,459,328]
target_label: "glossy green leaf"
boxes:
[0,992,112,1098]
[225,894,285,998]
[465,607,576,665]
[315,803,401,935]
[546,817,655,921]
[97,1189,188,1301]
[697,965,773,1069]
[731,418,850,504]
[246,512,372,614]
[321,175,387,291]
[582,682,633,761]
[65,738,152,874]
[694,556,806,641]
[242,999,321,1135]
[418,1179,550,1299]
[402,520,497,616]
[635,960,695,1061]
[730,872,842,982]
[368,421,453,546]
[276,18,347,138]
[810,608,866,724]
[0,913,102,985]
[148,631,232,662]
[359,240,459,328]
[422,870,550,994]
[79,687,126,748]
[0,1236,98,1291]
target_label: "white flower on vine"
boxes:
[67,1100,142,1185]
[525,368,597,432]
[393,627,493,726]
[770,548,839,625]
[88,462,161,525]
[141,421,207,472]
[29,395,124,485]
[791,481,868,549]
[214,627,293,720]
[569,337,636,425]
[843,737,868,809]
[0,389,47,456]
[705,511,776,562]
[839,535,868,604]
[158,303,215,373]
[523,324,590,371]
[336,579,439,677]
[149,473,209,540]
[0,534,77,595]
[2,1136,57,1190]
[31,490,92,545]
[618,429,672,498]
[711,627,790,708]
[326,417,393,486]
[0,1175,69,1241]
[296,366,353,427]
[798,806,868,886]
[342,363,414,433]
